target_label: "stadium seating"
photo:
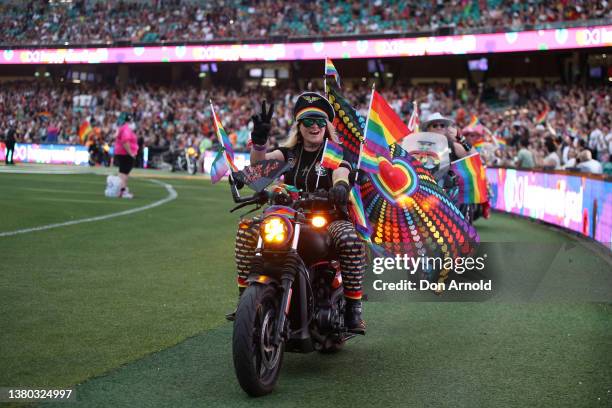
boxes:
[1,81,610,173]
[0,0,609,45]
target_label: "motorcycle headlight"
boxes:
[261,216,291,246]
[311,215,327,228]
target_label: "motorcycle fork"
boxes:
[272,224,302,346]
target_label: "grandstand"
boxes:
[0,0,610,45]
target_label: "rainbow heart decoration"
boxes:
[370,156,418,205]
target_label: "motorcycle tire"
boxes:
[233,284,284,397]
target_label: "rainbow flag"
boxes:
[349,184,371,241]
[368,90,410,146]
[210,150,229,184]
[78,121,92,144]
[450,153,488,204]
[359,90,410,172]
[467,114,479,128]
[210,103,238,173]
[535,107,549,124]
[325,57,341,88]
[321,138,343,170]
[359,144,381,173]
[493,135,507,149]
[472,139,486,151]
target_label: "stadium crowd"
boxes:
[1,80,610,174]
[0,0,609,45]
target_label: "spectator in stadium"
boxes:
[113,115,139,199]
[3,121,17,165]
[541,136,561,170]
[1,0,609,45]
[515,138,535,169]
[576,149,603,174]
[229,94,367,334]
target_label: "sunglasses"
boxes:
[300,118,327,128]
[430,123,447,129]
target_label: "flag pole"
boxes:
[323,57,327,97]
[315,138,329,190]
[356,84,376,172]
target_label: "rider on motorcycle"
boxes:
[422,112,490,220]
[229,92,367,333]
[421,112,473,160]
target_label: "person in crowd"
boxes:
[421,112,471,161]
[3,121,16,165]
[113,115,139,199]
[515,138,535,169]
[576,150,603,174]
[541,136,560,170]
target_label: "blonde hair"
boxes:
[282,120,339,148]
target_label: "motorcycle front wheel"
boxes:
[232,284,284,397]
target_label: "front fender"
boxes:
[246,274,278,286]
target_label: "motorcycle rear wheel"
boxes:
[232,284,284,397]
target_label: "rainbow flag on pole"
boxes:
[450,153,488,204]
[368,90,411,146]
[407,101,419,133]
[321,138,343,170]
[210,102,238,183]
[467,114,479,129]
[325,57,341,88]
[535,107,549,124]
[210,150,229,184]
[359,90,410,172]
[493,135,507,149]
[78,121,92,144]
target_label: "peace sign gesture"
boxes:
[251,100,275,146]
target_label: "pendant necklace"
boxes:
[293,143,323,193]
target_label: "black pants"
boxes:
[5,142,15,164]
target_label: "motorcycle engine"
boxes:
[314,278,344,332]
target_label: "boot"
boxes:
[345,298,366,335]
[225,287,245,322]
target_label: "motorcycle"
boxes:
[172,147,199,174]
[88,141,111,167]
[228,175,357,397]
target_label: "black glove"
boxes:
[329,181,349,206]
[251,100,274,146]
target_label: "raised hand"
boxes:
[251,101,275,146]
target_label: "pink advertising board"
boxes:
[487,167,612,251]
[1,25,610,65]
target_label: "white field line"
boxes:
[0,180,177,237]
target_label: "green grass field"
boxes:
[1,168,611,407]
